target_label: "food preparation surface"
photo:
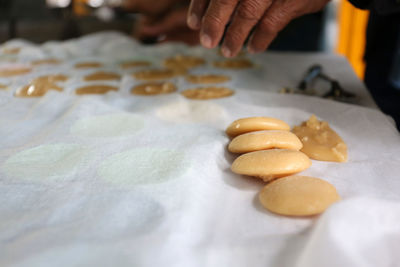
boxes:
[0,32,399,267]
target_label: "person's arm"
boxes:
[349,0,400,14]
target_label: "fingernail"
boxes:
[201,34,212,48]
[187,14,198,29]
[221,46,232,58]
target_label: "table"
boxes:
[0,32,399,267]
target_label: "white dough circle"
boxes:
[98,148,189,185]
[2,144,89,181]
[70,113,144,138]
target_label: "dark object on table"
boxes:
[281,64,358,104]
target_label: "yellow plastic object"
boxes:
[337,0,369,79]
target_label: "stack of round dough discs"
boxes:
[226,116,340,216]
[227,117,308,180]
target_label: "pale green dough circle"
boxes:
[3,144,89,181]
[98,148,189,185]
[70,113,144,138]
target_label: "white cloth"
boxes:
[0,32,399,267]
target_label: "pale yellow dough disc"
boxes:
[84,71,121,81]
[75,85,118,95]
[185,74,231,84]
[0,67,31,77]
[32,59,61,65]
[226,117,290,137]
[231,149,311,182]
[292,115,348,162]
[2,47,21,54]
[120,61,151,69]
[164,55,205,69]
[74,62,103,68]
[131,82,177,95]
[259,175,340,216]
[228,130,303,153]
[181,86,234,100]
[133,69,182,81]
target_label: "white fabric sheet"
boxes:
[0,32,399,267]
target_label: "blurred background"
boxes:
[0,0,369,79]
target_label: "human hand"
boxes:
[187,0,330,57]
[135,6,200,46]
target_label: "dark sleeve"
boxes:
[373,0,400,14]
[348,0,400,14]
[348,0,372,9]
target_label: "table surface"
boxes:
[0,32,399,267]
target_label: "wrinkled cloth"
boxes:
[0,32,399,267]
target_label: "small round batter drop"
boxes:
[181,86,234,100]
[75,85,118,95]
[185,74,231,84]
[131,82,177,95]
[84,71,121,81]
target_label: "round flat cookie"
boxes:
[231,149,311,182]
[226,117,290,137]
[120,61,151,69]
[133,69,181,81]
[259,175,340,216]
[185,74,231,84]
[164,55,205,69]
[2,47,21,55]
[75,85,118,95]
[181,86,234,100]
[84,71,121,81]
[32,59,61,65]
[0,67,31,77]
[131,82,177,95]
[74,62,103,68]
[228,130,303,153]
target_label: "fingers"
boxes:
[199,0,239,49]
[187,0,209,29]
[221,0,273,57]
[248,1,294,53]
